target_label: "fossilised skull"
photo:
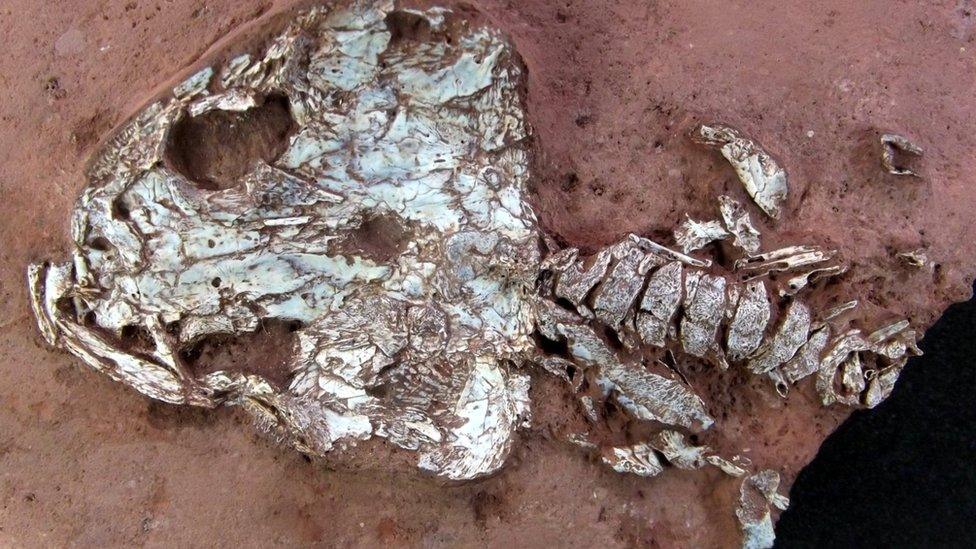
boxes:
[27,1,924,547]
[30,1,540,481]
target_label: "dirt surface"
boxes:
[1,0,975,547]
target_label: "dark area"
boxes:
[385,10,432,44]
[338,213,411,264]
[776,283,976,548]
[164,94,296,190]
[180,319,301,389]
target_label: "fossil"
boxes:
[693,124,789,219]
[881,133,924,176]
[30,1,539,483]
[673,216,730,253]
[737,470,790,549]
[27,2,924,547]
[719,194,762,254]
[601,442,664,477]
[898,248,930,268]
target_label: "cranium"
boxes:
[31,1,539,481]
[27,1,924,546]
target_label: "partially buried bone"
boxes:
[881,133,924,177]
[693,124,789,219]
[30,1,538,482]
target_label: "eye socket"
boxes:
[163,93,297,191]
[177,319,300,390]
[385,10,433,44]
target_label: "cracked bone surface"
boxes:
[29,1,538,482]
[27,1,926,547]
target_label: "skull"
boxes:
[30,1,539,481]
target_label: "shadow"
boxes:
[776,282,976,547]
